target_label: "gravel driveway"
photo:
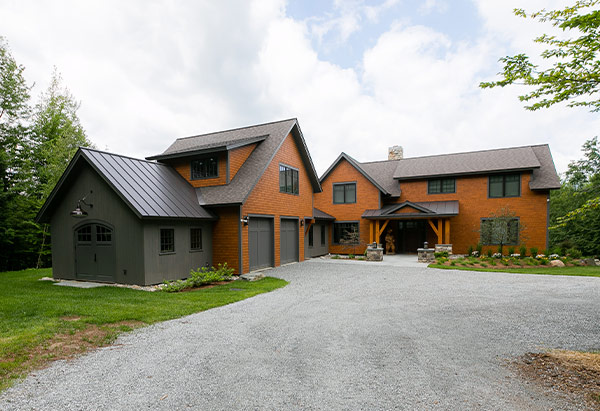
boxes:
[2,260,599,410]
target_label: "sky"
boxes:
[1,0,598,176]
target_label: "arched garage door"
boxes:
[280,218,299,265]
[74,223,116,282]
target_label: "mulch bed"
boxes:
[512,350,600,408]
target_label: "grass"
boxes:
[0,268,287,391]
[428,264,600,277]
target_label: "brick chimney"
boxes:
[388,145,403,160]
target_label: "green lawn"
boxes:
[428,264,600,277]
[0,268,287,390]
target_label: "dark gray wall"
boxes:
[143,220,213,285]
[49,163,145,285]
[305,222,329,258]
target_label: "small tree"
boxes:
[480,206,527,255]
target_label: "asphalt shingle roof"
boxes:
[392,146,542,180]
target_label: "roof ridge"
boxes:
[360,159,401,165]
[81,147,170,167]
[399,144,539,161]
[173,118,297,141]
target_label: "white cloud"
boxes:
[0,0,597,177]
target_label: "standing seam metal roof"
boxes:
[81,149,213,218]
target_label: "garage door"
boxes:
[249,217,274,271]
[74,223,116,282]
[280,218,299,265]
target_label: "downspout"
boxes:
[238,205,243,274]
[546,192,550,250]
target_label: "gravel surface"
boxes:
[2,261,599,410]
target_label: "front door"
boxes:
[75,223,116,282]
[397,220,426,253]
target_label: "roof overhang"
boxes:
[362,200,459,219]
[146,135,268,161]
[320,152,390,195]
[393,166,538,181]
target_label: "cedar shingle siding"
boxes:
[37,118,560,283]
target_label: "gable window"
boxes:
[428,178,455,194]
[333,183,356,204]
[321,225,326,246]
[160,228,175,253]
[279,164,299,194]
[333,222,359,244]
[489,174,520,198]
[190,228,202,251]
[308,225,314,247]
[191,155,218,180]
[480,218,519,245]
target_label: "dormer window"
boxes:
[191,155,218,180]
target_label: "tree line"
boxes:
[1,37,94,271]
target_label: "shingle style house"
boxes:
[37,118,561,285]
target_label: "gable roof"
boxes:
[319,152,396,196]
[36,148,215,223]
[362,201,459,219]
[359,159,402,197]
[170,119,321,205]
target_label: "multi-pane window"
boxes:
[320,226,326,246]
[480,218,519,245]
[308,225,314,247]
[489,174,520,198]
[190,228,202,251]
[279,165,299,194]
[77,225,92,242]
[428,178,455,194]
[333,183,356,204]
[191,156,218,179]
[96,225,112,243]
[160,228,175,253]
[333,222,359,244]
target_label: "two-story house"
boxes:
[314,145,560,256]
[37,118,561,285]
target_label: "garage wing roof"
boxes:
[36,148,215,222]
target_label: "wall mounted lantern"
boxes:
[300,220,304,226]
[241,216,249,225]
[70,191,93,218]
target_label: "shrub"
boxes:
[507,246,515,255]
[497,244,503,255]
[348,254,355,259]
[486,249,493,258]
[331,255,340,259]
[467,245,474,256]
[567,248,582,259]
[476,243,483,255]
[539,258,549,265]
[530,247,538,257]
[492,252,502,259]
[542,249,550,257]
[450,261,456,266]
[471,251,480,257]
[519,245,527,257]
[434,251,449,258]
[162,263,234,293]
[357,256,365,260]
[480,262,488,267]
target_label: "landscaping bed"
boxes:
[0,268,287,391]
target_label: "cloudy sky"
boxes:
[1,0,598,176]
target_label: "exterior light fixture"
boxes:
[300,220,304,226]
[70,192,93,218]
[241,216,249,225]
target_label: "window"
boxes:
[160,229,175,253]
[333,222,359,244]
[428,178,455,194]
[279,164,299,194]
[489,174,520,198]
[96,225,112,243]
[480,218,519,245]
[190,228,202,251]
[320,226,326,246]
[77,225,91,242]
[308,225,314,247]
[333,183,356,204]
[191,155,218,180]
